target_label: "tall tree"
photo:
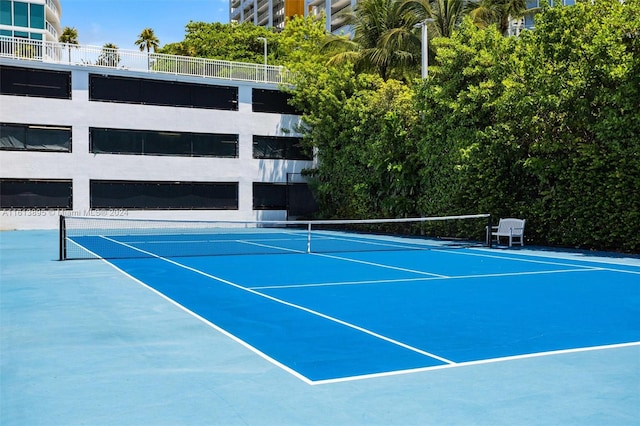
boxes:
[159,22,276,65]
[323,0,421,80]
[468,0,531,35]
[135,28,160,53]
[413,0,640,250]
[58,27,79,63]
[277,16,328,70]
[400,0,470,38]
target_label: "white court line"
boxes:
[94,256,314,384]
[473,246,640,268]
[82,236,638,385]
[120,236,308,245]
[313,252,450,278]
[69,236,314,383]
[566,265,640,275]
[250,267,603,290]
[237,239,306,254]
[311,233,444,251]
[311,341,640,385]
[433,248,607,271]
[67,237,102,259]
[467,248,640,275]
[188,237,450,279]
[99,236,456,368]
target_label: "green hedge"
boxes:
[292,0,639,252]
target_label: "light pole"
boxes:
[415,19,435,79]
[257,37,267,81]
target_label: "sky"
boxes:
[60,0,230,51]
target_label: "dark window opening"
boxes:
[0,65,71,98]
[252,88,299,115]
[0,179,72,208]
[90,180,238,210]
[90,128,238,158]
[286,183,318,218]
[89,74,238,110]
[253,183,287,210]
[253,135,311,160]
[253,182,318,216]
[1,123,71,152]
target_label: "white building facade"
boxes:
[0,46,315,230]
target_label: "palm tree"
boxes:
[323,0,420,80]
[469,0,534,35]
[58,27,79,63]
[135,28,160,53]
[400,0,470,38]
[96,43,120,67]
[135,28,160,70]
[393,0,471,79]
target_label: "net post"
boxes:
[486,214,493,248]
[286,173,291,221]
[307,222,312,253]
[59,215,67,260]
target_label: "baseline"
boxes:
[313,341,640,385]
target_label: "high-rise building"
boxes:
[232,0,576,37]
[305,0,355,34]
[0,0,62,42]
[509,0,576,35]
[230,0,354,34]
[230,0,297,30]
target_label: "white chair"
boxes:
[491,218,526,247]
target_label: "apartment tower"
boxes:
[0,0,61,42]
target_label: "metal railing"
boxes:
[0,35,295,85]
[45,0,60,18]
[46,21,58,40]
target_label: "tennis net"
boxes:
[59,214,492,260]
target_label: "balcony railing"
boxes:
[0,36,295,85]
[45,21,58,40]
[45,0,59,18]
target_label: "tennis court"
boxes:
[2,218,640,424]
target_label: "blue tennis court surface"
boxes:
[2,230,640,425]
[69,230,640,384]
